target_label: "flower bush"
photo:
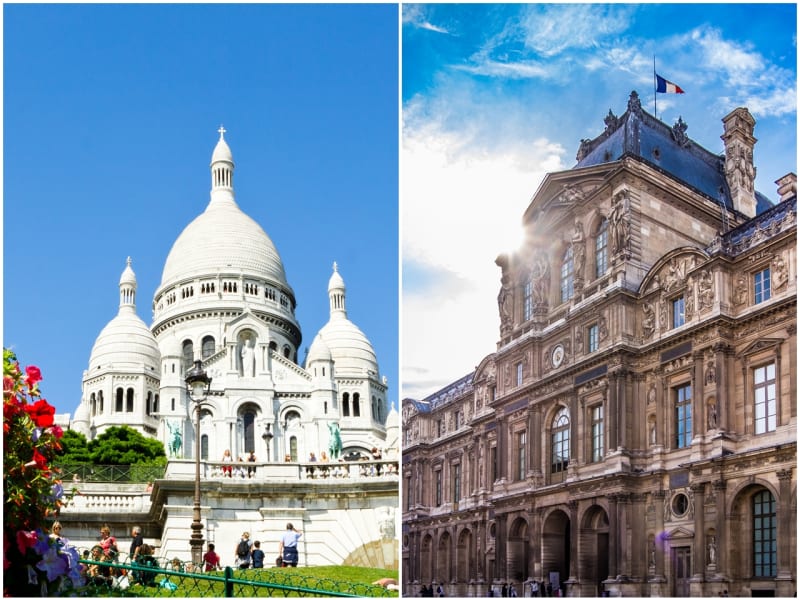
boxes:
[4,349,84,596]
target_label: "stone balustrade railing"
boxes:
[164,458,399,482]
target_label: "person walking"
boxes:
[203,543,221,572]
[251,540,265,568]
[279,523,302,567]
[235,532,252,568]
[129,526,144,562]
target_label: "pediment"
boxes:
[639,247,709,295]
[664,526,694,540]
[738,338,784,358]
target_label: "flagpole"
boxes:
[653,55,657,118]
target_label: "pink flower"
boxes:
[25,365,42,387]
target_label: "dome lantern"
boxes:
[210,125,234,204]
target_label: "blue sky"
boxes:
[402,4,797,400]
[4,4,399,416]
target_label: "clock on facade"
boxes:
[551,344,565,368]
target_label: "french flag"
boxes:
[656,73,685,94]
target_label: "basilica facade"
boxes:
[71,129,396,468]
[402,92,796,597]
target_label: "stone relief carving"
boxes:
[698,270,715,309]
[598,315,609,341]
[647,383,657,405]
[772,252,789,290]
[531,249,551,306]
[704,361,716,385]
[707,401,718,430]
[733,272,748,306]
[498,278,512,333]
[574,326,584,354]
[627,90,643,116]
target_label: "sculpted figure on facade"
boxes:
[642,302,655,339]
[733,272,749,306]
[498,278,512,333]
[609,191,630,256]
[571,220,586,277]
[707,402,718,430]
[241,336,256,377]
[531,250,550,305]
[698,270,715,309]
[772,253,788,290]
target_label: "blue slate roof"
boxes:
[574,91,774,215]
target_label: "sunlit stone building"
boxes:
[402,92,796,597]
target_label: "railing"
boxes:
[79,555,398,597]
[166,459,400,482]
[57,463,166,483]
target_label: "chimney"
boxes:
[775,173,797,202]
[721,107,757,218]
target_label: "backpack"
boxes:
[237,540,250,558]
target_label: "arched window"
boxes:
[153,394,159,413]
[98,391,104,413]
[551,407,570,478]
[201,336,215,359]
[146,392,152,416]
[342,393,350,417]
[182,340,194,370]
[560,246,574,303]
[91,393,97,417]
[126,388,134,412]
[116,388,124,412]
[269,341,278,352]
[523,279,533,321]
[242,410,256,454]
[289,436,298,462]
[595,218,608,278]
[752,490,777,577]
[353,393,360,417]
[201,434,209,460]
[171,398,175,412]
[283,346,291,359]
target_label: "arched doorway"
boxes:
[420,534,433,584]
[542,509,571,595]
[507,517,529,582]
[456,528,473,585]
[437,531,452,584]
[580,505,609,596]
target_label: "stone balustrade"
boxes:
[164,458,399,481]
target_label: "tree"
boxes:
[88,425,167,466]
[56,429,92,464]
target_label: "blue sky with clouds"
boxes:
[4,4,398,416]
[402,3,796,400]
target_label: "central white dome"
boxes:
[159,200,289,288]
[158,129,290,291]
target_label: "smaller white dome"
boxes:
[307,333,332,364]
[119,257,136,285]
[328,261,345,292]
[211,126,233,163]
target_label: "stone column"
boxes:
[786,325,797,420]
[498,416,508,482]
[713,481,727,578]
[617,493,631,577]
[607,494,619,578]
[531,408,543,481]
[691,483,705,579]
[776,470,794,581]
[652,491,667,580]
[532,508,544,580]
[616,370,628,451]
[713,343,730,431]
[476,520,486,583]
[692,352,704,437]
[497,514,508,582]
[608,373,619,451]
[630,494,647,578]
[566,500,579,585]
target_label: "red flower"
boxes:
[16,530,37,554]
[24,399,55,428]
[24,365,42,387]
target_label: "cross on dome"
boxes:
[218,125,226,139]
[333,261,338,272]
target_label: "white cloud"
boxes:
[403,5,449,34]
[402,96,565,400]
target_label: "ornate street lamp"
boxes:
[261,423,273,462]
[185,359,211,571]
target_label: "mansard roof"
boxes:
[708,195,796,257]
[405,372,475,414]
[574,91,774,214]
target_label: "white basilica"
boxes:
[71,129,396,464]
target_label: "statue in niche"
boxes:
[642,302,655,339]
[707,403,718,430]
[647,384,657,405]
[241,336,256,377]
[705,361,716,385]
[649,418,657,446]
[609,192,629,255]
[708,536,717,565]
[531,250,550,305]
[571,221,586,277]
